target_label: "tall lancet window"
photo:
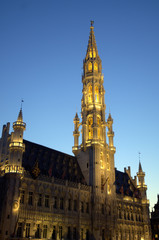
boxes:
[88,62,92,72]
[93,48,96,58]
[94,62,98,72]
[88,85,93,103]
[95,86,99,102]
[88,117,93,140]
[107,179,111,195]
[89,49,93,58]
[97,117,100,139]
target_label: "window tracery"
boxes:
[95,86,99,102]
[88,85,93,103]
[88,62,92,72]
[88,117,93,139]
[94,62,98,72]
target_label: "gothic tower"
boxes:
[73,22,117,239]
[73,21,116,195]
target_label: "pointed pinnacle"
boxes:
[17,109,23,122]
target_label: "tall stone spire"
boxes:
[83,21,102,77]
[85,21,100,61]
[73,23,116,202]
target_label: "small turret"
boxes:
[5,108,26,174]
[107,113,116,153]
[137,161,147,199]
[72,112,80,156]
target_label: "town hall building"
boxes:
[0,23,151,240]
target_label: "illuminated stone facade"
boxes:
[0,23,151,240]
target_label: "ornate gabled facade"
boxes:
[0,23,151,240]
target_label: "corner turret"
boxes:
[72,112,80,156]
[5,108,26,174]
[137,161,147,200]
[107,113,116,153]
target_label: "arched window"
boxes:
[88,85,93,103]
[95,86,99,102]
[88,62,92,72]
[88,117,93,139]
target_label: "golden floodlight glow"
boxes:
[88,62,92,72]
[94,62,98,71]
[5,165,23,174]
[124,196,133,202]
[9,142,24,148]
[89,49,93,58]
[93,48,96,58]
[13,200,19,212]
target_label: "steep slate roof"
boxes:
[23,139,86,184]
[22,140,140,198]
[115,169,140,198]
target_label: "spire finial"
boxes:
[138,152,143,172]
[21,99,24,110]
[90,20,94,29]
[138,151,141,163]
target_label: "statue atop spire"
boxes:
[90,20,94,28]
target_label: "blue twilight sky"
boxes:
[0,0,159,209]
